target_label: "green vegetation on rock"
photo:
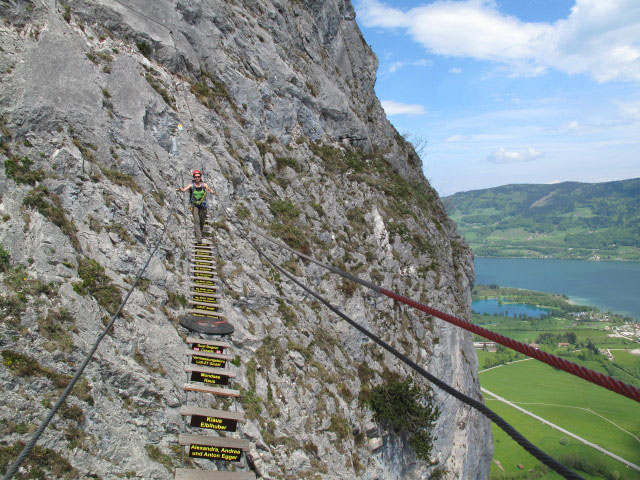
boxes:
[4,155,45,185]
[363,378,440,461]
[0,441,77,479]
[73,258,122,314]
[22,186,80,250]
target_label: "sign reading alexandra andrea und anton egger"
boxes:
[189,444,242,461]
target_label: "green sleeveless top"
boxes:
[190,185,206,206]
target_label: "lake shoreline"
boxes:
[474,257,640,321]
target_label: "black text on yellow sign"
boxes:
[194,272,215,278]
[194,279,215,286]
[193,304,219,312]
[194,260,214,266]
[189,444,241,462]
[190,370,229,386]
[194,255,213,261]
[193,285,217,294]
[192,295,218,304]
[191,354,226,368]
[190,343,225,353]
[194,266,215,272]
[190,414,237,432]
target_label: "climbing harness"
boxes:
[190,184,207,208]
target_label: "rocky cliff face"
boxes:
[0,0,492,478]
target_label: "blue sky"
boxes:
[354,0,640,196]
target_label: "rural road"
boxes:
[481,387,640,472]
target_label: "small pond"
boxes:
[472,299,551,318]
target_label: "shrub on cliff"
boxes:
[364,377,440,461]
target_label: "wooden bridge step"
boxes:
[189,247,213,258]
[191,260,216,267]
[186,337,231,349]
[175,469,255,480]
[179,434,251,451]
[185,349,232,360]
[192,242,214,247]
[191,253,214,260]
[182,383,240,397]
[189,284,220,293]
[185,365,235,377]
[189,284,219,293]
[191,265,217,271]
[180,406,244,422]
[189,300,222,309]
[192,254,215,261]
[189,299,220,308]
[190,292,221,301]
[186,309,225,319]
[190,271,218,279]
[189,275,219,283]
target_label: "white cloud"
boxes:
[357,0,640,82]
[445,134,467,142]
[388,58,432,73]
[381,100,427,116]
[487,147,543,164]
[616,100,640,120]
[449,67,462,74]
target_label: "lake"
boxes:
[472,299,550,318]
[474,258,640,320]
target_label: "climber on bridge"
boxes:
[177,170,216,244]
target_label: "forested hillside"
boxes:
[444,178,640,260]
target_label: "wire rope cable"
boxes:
[250,228,640,404]
[2,195,179,480]
[243,231,585,480]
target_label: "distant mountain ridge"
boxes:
[444,178,640,260]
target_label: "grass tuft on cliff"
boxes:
[22,186,81,251]
[363,378,440,461]
[0,441,77,479]
[73,258,122,315]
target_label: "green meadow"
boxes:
[472,285,640,478]
[479,356,640,479]
[485,394,639,480]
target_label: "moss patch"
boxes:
[38,308,77,353]
[1,350,71,389]
[22,186,80,251]
[73,258,122,314]
[0,441,77,479]
[101,168,141,193]
[4,155,46,185]
[0,243,10,272]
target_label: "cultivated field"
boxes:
[479,356,640,479]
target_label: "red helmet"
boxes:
[193,170,202,177]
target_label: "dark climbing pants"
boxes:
[192,206,206,242]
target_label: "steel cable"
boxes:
[249,229,640,404]
[243,232,585,480]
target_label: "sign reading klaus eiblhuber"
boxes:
[190,414,238,432]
